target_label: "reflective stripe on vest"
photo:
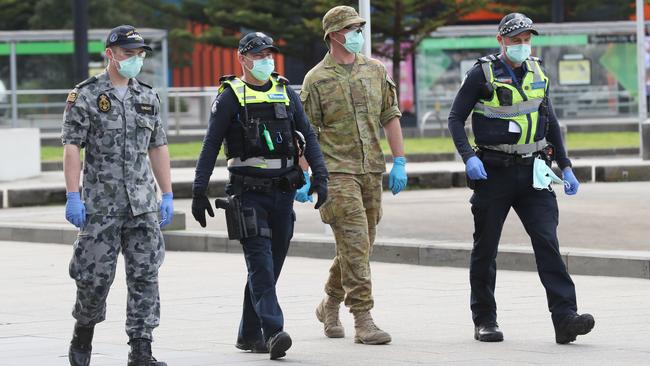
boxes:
[473,59,548,145]
[218,77,290,106]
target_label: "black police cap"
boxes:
[238,32,279,54]
[498,13,539,37]
[106,25,152,51]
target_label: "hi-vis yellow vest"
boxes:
[472,55,549,145]
[218,74,290,106]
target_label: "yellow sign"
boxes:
[558,59,591,86]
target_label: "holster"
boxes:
[214,195,270,240]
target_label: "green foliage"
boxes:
[200,0,355,67]
[42,132,641,162]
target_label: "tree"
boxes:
[370,0,486,99]
[199,0,356,80]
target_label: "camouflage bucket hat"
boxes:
[322,5,366,41]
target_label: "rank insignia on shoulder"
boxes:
[66,90,78,103]
[97,94,111,113]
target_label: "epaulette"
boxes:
[74,75,98,89]
[136,78,153,89]
[219,74,237,83]
[528,56,543,64]
[477,54,498,63]
[271,72,290,85]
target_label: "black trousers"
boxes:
[235,188,295,344]
[469,160,577,327]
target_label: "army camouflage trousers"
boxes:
[319,173,383,313]
[68,212,165,340]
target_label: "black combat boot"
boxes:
[554,313,595,344]
[69,322,94,366]
[235,337,269,353]
[267,331,292,360]
[474,322,504,342]
[127,338,167,366]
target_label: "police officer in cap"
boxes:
[448,13,595,344]
[63,25,171,366]
[191,32,328,360]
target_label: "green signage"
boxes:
[0,41,105,56]
[419,34,589,51]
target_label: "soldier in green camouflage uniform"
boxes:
[62,25,172,366]
[300,6,408,345]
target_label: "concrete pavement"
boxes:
[2,240,650,365]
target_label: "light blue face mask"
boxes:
[532,158,565,190]
[505,44,531,64]
[115,55,144,79]
[248,57,275,81]
[343,29,364,54]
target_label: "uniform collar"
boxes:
[96,70,142,95]
[323,52,367,70]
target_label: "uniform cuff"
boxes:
[380,107,402,126]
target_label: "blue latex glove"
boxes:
[160,192,174,228]
[562,167,579,195]
[295,170,313,203]
[65,192,86,229]
[466,156,488,180]
[389,156,408,195]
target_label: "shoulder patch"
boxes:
[219,74,236,83]
[136,78,152,89]
[74,76,97,89]
[66,89,79,103]
[386,73,397,88]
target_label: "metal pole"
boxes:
[636,0,649,159]
[359,0,371,58]
[551,0,564,23]
[73,0,89,83]
[10,41,17,128]
[161,36,170,131]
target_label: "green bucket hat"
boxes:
[322,5,366,41]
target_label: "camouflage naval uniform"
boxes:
[301,52,401,313]
[61,71,167,340]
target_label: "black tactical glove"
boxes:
[191,193,214,228]
[308,176,328,209]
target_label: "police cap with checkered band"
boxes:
[498,13,539,38]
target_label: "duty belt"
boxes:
[227,156,294,169]
[480,138,547,156]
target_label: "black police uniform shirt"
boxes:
[448,55,572,170]
[193,79,327,194]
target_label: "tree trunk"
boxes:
[392,0,403,105]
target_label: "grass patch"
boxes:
[42,131,640,162]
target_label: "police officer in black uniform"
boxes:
[191,32,328,360]
[448,13,594,344]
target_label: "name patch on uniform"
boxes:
[135,103,155,115]
[97,94,111,113]
[496,77,513,84]
[267,93,286,100]
[531,81,546,89]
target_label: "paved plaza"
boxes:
[1,240,649,365]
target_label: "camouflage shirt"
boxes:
[301,52,401,174]
[61,71,167,216]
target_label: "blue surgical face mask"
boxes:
[247,57,275,81]
[505,44,531,64]
[532,158,565,190]
[114,55,144,79]
[343,29,364,54]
